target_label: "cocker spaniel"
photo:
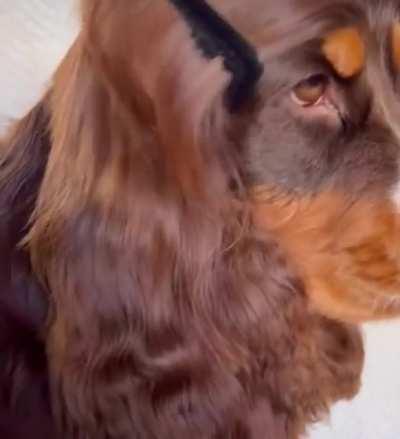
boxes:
[1,0,400,438]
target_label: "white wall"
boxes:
[0,0,77,130]
[1,2,400,438]
[311,321,400,439]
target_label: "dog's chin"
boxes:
[251,186,400,323]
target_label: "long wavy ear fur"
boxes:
[0,98,56,438]
[22,2,363,438]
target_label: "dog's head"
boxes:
[236,0,400,322]
[57,0,400,324]
[200,0,400,323]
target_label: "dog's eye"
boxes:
[292,74,329,107]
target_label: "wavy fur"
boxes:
[3,1,389,438]
[0,97,56,438]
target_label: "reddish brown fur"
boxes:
[0,99,55,438]
[392,23,400,71]
[252,188,400,323]
[6,0,400,438]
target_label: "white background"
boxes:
[1,2,400,438]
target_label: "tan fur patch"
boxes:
[392,23,400,70]
[251,188,400,323]
[322,27,365,78]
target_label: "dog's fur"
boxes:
[2,0,400,438]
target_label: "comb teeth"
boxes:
[169,0,263,111]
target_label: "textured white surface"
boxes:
[311,321,400,439]
[1,2,400,438]
[0,0,78,129]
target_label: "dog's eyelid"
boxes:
[298,73,330,88]
[291,73,330,107]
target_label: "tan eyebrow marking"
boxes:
[392,23,400,70]
[322,27,365,78]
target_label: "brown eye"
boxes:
[292,74,329,107]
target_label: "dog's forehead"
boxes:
[210,0,400,78]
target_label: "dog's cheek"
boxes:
[251,188,400,323]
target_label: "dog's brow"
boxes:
[392,23,400,70]
[322,27,365,78]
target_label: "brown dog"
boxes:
[2,1,400,438]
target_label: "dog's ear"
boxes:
[83,0,263,112]
[24,2,362,438]
[25,3,288,438]
[0,98,56,438]
[76,0,263,198]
